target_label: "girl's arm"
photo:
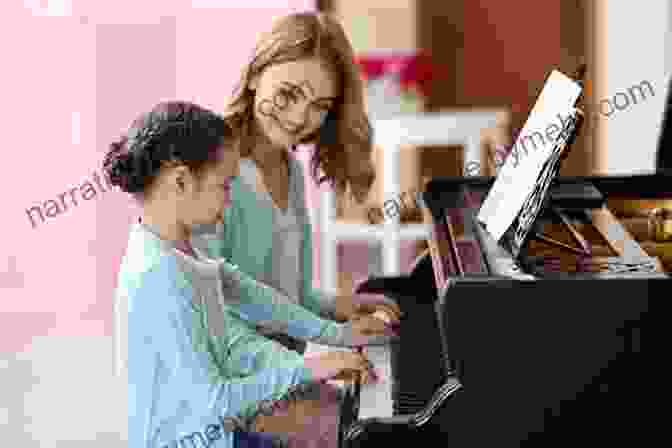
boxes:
[217,260,391,347]
[128,260,315,448]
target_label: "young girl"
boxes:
[191,12,401,356]
[110,101,389,448]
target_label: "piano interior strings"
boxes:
[423,67,666,284]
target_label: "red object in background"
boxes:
[355,51,433,97]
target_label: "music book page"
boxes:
[477,70,582,241]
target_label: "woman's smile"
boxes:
[274,115,305,138]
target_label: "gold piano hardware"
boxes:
[606,198,672,218]
[648,208,672,242]
[639,240,672,271]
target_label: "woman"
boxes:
[191,12,401,356]
[110,101,389,448]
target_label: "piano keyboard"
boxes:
[304,343,394,418]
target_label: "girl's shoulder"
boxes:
[118,224,192,299]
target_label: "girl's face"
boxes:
[182,144,240,226]
[251,57,338,147]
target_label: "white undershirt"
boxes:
[238,157,303,310]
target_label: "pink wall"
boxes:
[1,1,313,354]
[0,2,313,444]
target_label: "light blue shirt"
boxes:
[121,224,351,447]
[127,253,315,448]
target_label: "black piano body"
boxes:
[344,173,671,447]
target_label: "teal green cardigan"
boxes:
[191,156,337,321]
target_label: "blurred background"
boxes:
[1,1,671,445]
[318,0,671,300]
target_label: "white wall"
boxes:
[597,0,670,174]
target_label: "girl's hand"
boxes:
[305,351,378,384]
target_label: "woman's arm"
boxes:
[190,215,232,261]
[190,220,387,346]
[190,164,391,346]
[302,284,340,321]
[128,261,316,447]
[301,226,404,324]
[218,260,392,347]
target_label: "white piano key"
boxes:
[304,343,394,418]
[358,345,394,418]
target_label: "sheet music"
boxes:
[477,70,582,241]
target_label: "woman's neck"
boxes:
[252,146,288,173]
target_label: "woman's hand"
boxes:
[340,313,399,347]
[305,351,379,384]
[334,294,403,326]
[349,313,396,336]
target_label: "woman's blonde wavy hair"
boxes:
[225,12,374,201]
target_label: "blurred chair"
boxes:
[318,111,500,294]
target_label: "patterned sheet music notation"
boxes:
[509,111,580,255]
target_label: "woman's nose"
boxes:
[283,101,309,126]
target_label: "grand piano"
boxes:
[339,69,672,447]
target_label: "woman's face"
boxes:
[252,57,338,147]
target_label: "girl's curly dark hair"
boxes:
[102,101,234,194]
